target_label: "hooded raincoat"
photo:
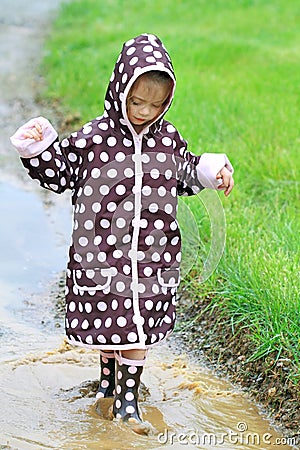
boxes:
[10,34,233,350]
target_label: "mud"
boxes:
[0,1,298,449]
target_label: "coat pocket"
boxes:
[157,267,180,288]
[73,267,117,292]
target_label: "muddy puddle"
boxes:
[0,0,297,449]
[0,178,295,450]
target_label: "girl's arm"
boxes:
[10,117,85,194]
[174,131,234,197]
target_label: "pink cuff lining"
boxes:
[10,116,58,158]
[196,153,234,189]
[115,350,147,367]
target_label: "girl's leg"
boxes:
[113,349,149,434]
[96,350,115,398]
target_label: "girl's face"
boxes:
[126,76,171,133]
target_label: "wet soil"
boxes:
[175,290,300,441]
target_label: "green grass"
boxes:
[41,0,299,379]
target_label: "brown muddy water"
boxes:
[0,1,297,449]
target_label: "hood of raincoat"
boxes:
[103,33,176,136]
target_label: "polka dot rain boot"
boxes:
[96,350,115,399]
[113,352,150,435]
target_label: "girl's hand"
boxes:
[23,122,43,141]
[216,166,234,197]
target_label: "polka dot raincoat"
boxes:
[10,34,233,350]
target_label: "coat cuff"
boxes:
[196,153,234,189]
[10,116,58,158]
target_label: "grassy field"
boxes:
[40,0,299,380]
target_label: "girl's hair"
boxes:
[127,70,173,107]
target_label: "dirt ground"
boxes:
[174,289,300,442]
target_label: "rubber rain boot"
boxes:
[96,350,115,399]
[113,351,149,435]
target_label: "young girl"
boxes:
[10,33,234,434]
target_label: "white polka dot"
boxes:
[164,252,172,263]
[142,185,152,196]
[126,379,135,388]
[41,151,52,161]
[107,136,117,147]
[100,152,109,162]
[129,56,138,65]
[85,335,93,344]
[97,302,107,311]
[78,236,88,246]
[150,168,160,179]
[100,219,110,228]
[97,334,106,343]
[105,317,112,328]
[111,299,119,310]
[153,50,163,58]
[165,204,173,214]
[145,235,154,246]
[152,252,160,262]
[107,168,118,178]
[117,316,127,327]
[124,201,134,211]
[105,100,111,110]
[107,234,117,245]
[124,167,134,177]
[92,135,102,144]
[148,317,155,328]
[127,332,137,342]
[83,220,94,230]
[99,185,109,195]
[94,318,102,329]
[88,151,95,162]
[145,300,153,310]
[165,169,172,180]
[143,45,153,52]
[116,151,126,161]
[147,138,156,148]
[144,267,153,276]
[158,186,167,196]
[111,334,121,343]
[69,301,76,312]
[81,319,89,330]
[75,139,86,149]
[116,282,125,292]
[146,56,156,63]
[122,73,128,84]
[45,168,55,177]
[92,202,101,213]
[98,122,109,130]
[154,219,164,229]
[149,203,159,213]
[94,235,102,245]
[30,158,39,167]
[107,202,117,212]
[85,302,92,313]
[119,62,124,73]
[70,318,78,329]
[125,392,135,401]
[91,168,101,178]
[97,252,106,262]
[156,152,167,162]
[116,217,126,228]
[84,185,93,196]
[124,298,132,309]
[116,184,126,195]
